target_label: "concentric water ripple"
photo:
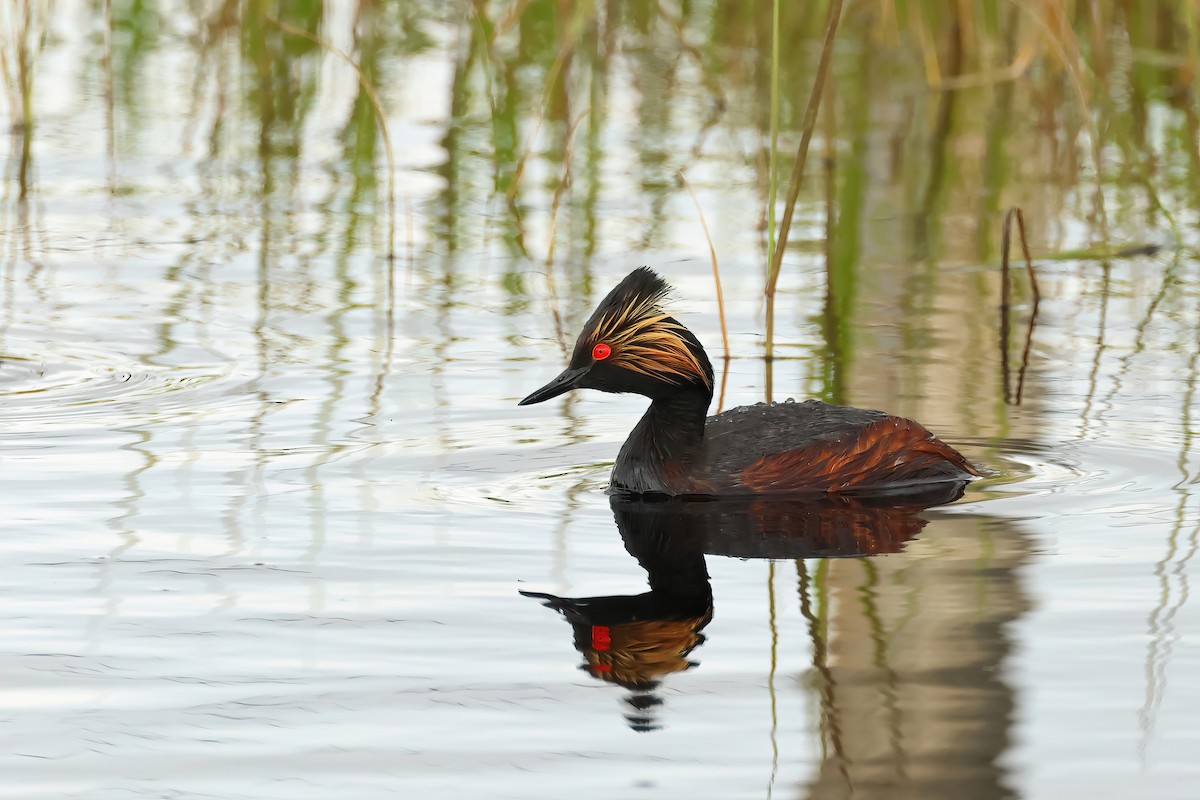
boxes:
[0,341,241,430]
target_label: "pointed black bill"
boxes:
[518,366,589,406]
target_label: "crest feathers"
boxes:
[576,268,712,389]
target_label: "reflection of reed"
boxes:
[975,2,1018,264]
[1097,251,1182,421]
[1,0,44,202]
[798,558,850,790]
[766,562,781,799]
[1078,259,1112,440]
[857,559,908,777]
[1140,506,1200,761]
[265,11,397,260]
[998,208,1040,406]
[1139,283,1200,758]
[799,514,1030,800]
[911,16,962,260]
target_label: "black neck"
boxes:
[611,386,712,493]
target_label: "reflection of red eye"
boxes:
[591,625,611,650]
[592,343,611,360]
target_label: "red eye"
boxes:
[592,343,611,361]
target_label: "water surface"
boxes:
[2,2,1200,798]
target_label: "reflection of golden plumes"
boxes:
[577,614,712,689]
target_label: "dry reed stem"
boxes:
[879,0,899,45]
[678,169,731,411]
[677,169,729,361]
[266,14,397,263]
[1012,207,1040,303]
[1013,207,1038,405]
[764,0,843,358]
[1086,0,1109,77]
[912,0,943,86]
[715,353,731,414]
[1000,206,1040,405]
[767,0,781,268]
[1000,209,1014,404]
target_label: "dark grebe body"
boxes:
[520,268,978,497]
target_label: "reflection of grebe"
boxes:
[524,498,712,731]
[519,268,978,495]
[523,487,964,730]
[520,593,712,732]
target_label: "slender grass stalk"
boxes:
[1000,207,1040,405]
[912,0,942,86]
[1000,209,1014,404]
[1011,207,1040,303]
[764,0,843,360]
[767,0,780,270]
[266,14,397,262]
[678,170,729,359]
[880,0,898,44]
[1086,0,1109,78]
[1185,2,1200,126]
[1013,210,1040,408]
[678,169,731,411]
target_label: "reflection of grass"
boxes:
[1,0,46,201]
[265,13,397,261]
[503,1,590,204]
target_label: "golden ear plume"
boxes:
[581,268,712,388]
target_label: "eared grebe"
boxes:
[519,267,979,495]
